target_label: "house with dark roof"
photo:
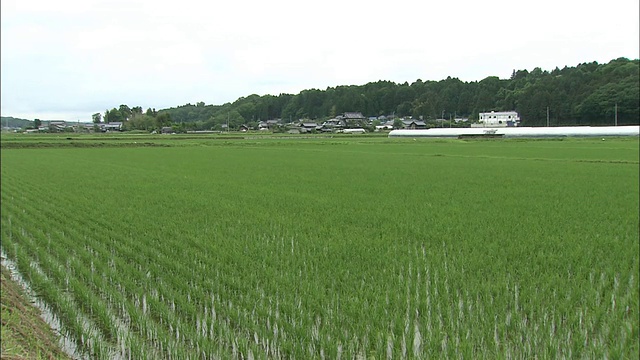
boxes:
[339,112,368,128]
[299,122,320,133]
[321,118,346,130]
[258,119,281,130]
[35,121,70,132]
[343,112,365,119]
[401,119,427,129]
[101,122,123,131]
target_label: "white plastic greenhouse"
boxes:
[388,126,640,138]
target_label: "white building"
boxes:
[474,111,520,127]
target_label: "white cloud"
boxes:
[2,0,638,120]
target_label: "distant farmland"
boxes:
[1,135,638,359]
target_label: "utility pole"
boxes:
[615,103,618,126]
[546,106,550,127]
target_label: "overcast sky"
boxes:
[2,0,638,121]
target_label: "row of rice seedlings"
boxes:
[143,228,292,358]
[3,227,94,356]
[49,233,170,355]
[210,230,458,357]
[0,178,157,358]
[76,213,247,358]
[3,193,114,318]
[5,223,115,356]
[2,145,637,358]
[132,174,404,358]
[109,225,278,356]
[83,146,640,357]
[2,198,628,358]
[24,180,170,344]
[269,229,637,360]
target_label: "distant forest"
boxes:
[6,57,639,131]
[147,57,638,131]
[1,116,33,128]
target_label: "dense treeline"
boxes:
[1,116,33,128]
[106,58,638,130]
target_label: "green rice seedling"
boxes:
[1,137,638,358]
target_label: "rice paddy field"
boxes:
[1,134,638,359]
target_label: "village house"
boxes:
[47,121,68,132]
[101,122,123,131]
[258,119,281,130]
[473,111,520,127]
[321,118,346,130]
[338,112,368,128]
[375,124,394,131]
[401,119,427,129]
[299,122,321,133]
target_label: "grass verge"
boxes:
[1,265,71,360]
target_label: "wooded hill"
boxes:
[152,57,638,130]
[95,57,640,131]
[1,116,33,129]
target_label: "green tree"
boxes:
[104,108,124,123]
[33,118,42,128]
[125,115,155,131]
[396,101,412,117]
[155,113,172,129]
[118,105,132,121]
[92,113,102,123]
[97,58,638,128]
[209,110,244,130]
[131,106,143,117]
[473,76,502,113]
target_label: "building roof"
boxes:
[402,120,426,126]
[343,112,365,119]
[322,119,345,126]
